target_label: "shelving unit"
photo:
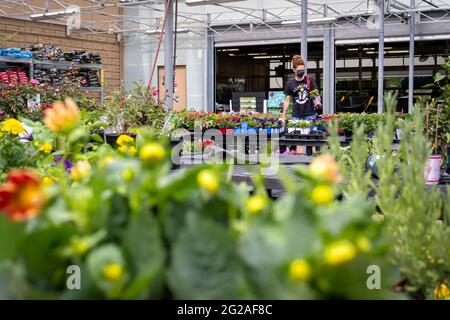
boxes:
[0,56,104,102]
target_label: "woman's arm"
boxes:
[281,95,291,121]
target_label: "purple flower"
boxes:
[54,156,73,171]
[23,133,33,142]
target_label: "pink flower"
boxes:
[29,79,39,86]
[81,79,87,85]
[152,89,159,97]
[8,83,15,88]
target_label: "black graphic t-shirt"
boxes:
[284,76,317,118]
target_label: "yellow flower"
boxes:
[33,140,39,147]
[356,237,371,253]
[99,156,115,168]
[122,168,134,181]
[0,132,3,138]
[246,195,267,215]
[128,146,137,155]
[309,154,342,184]
[42,176,56,186]
[39,143,52,154]
[118,145,137,156]
[324,241,357,266]
[71,160,91,181]
[197,169,219,194]
[71,238,90,256]
[116,134,134,146]
[140,143,166,165]
[289,259,312,282]
[103,263,124,282]
[434,283,450,300]
[311,185,334,205]
[44,98,80,134]
[1,119,24,135]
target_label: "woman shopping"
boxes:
[281,55,322,121]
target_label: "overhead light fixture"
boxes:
[253,55,283,59]
[30,8,79,20]
[281,17,336,25]
[347,48,359,51]
[387,50,409,54]
[367,51,394,54]
[145,28,190,35]
[185,0,247,6]
[219,48,239,52]
[248,53,267,56]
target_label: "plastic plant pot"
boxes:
[425,154,442,185]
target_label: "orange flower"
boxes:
[309,154,342,184]
[0,170,46,222]
[44,98,80,134]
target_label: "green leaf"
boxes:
[90,133,104,143]
[0,215,25,262]
[168,213,252,299]
[122,212,165,299]
[434,72,445,83]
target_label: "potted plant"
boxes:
[288,119,313,135]
[213,114,238,135]
[246,118,260,134]
[99,84,167,143]
[337,113,358,136]
[422,98,443,185]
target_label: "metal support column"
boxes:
[377,0,385,114]
[301,0,308,72]
[323,23,335,115]
[408,0,415,113]
[206,30,215,112]
[164,0,174,110]
[358,45,363,93]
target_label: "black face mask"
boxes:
[296,70,305,78]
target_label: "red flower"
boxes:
[152,89,159,97]
[0,170,46,222]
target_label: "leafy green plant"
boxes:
[287,120,313,128]
[97,83,167,134]
[0,100,402,299]
[328,91,450,299]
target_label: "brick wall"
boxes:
[0,17,121,92]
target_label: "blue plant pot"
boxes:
[317,125,327,131]
[247,127,258,134]
[233,128,241,135]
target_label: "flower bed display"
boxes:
[0,70,449,300]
